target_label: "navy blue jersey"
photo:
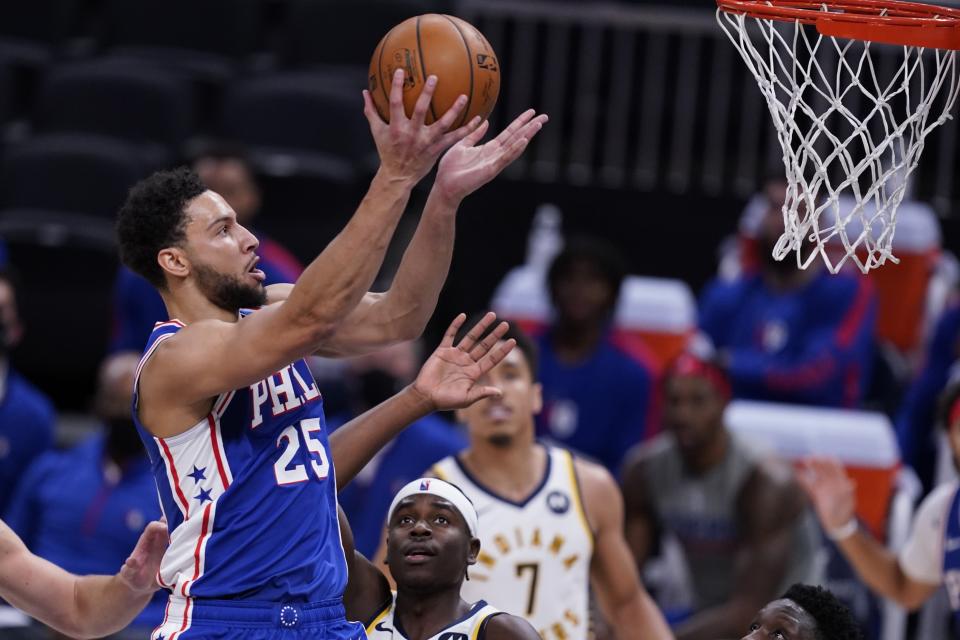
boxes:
[534,328,655,474]
[132,318,347,610]
[699,271,876,407]
[0,366,55,514]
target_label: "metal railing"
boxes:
[457,0,960,217]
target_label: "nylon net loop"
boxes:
[718,4,960,273]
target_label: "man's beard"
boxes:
[486,433,514,448]
[194,263,267,313]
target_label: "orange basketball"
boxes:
[368,14,500,126]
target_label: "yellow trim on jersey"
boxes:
[470,610,498,640]
[564,450,595,549]
[365,604,390,635]
[431,464,448,481]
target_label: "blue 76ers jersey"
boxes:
[132,317,347,603]
[944,486,960,621]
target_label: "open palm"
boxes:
[118,520,168,594]
[797,457,857,531]
[434,109,549,204]
[413,312,515,411]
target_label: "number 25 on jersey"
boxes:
[274,417,330,485]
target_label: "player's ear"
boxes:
[467,538,480,566]
[531,382,543,415]
[158,247,190,281]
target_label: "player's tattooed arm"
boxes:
[330,313,514,489]
[619,447,660,568]
[0,518,166,639]
[482,613,542,639]
[579,459,674,640]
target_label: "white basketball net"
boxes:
[718,6,960,273]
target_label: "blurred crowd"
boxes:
[2,1,960,639]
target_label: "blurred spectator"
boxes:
[0,238,7,266]
[699,178,877,407]
[327,340,467,557]
[110,144,303,352]
[621,352,820,640]
[0,267,55,515]
[533,237,656,474]
[4,352,164,637]
[798,380,960,627]
[895,297,960,493]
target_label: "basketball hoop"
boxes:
[717,0,960,273]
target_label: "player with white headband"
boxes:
[340,478,540,640]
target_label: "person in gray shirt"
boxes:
[621,352,820,640]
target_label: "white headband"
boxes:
[387,478,479,538]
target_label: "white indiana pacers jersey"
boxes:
[366,594,501,639]
[431,446,594,640]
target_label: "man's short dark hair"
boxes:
[116,167,206,289]
[547,236,627,309]
[782,584,862,640]
[458,316,539,379]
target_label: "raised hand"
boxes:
[797,457,857,532]
[433,109,549,205]
[362,69,482,185]
[413,312,515,411]
[117,520,168,594]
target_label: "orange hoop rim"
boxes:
[717,0,960,49]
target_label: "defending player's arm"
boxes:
[338,507,392,624]
[620,449,660,569]
[330,313,514,489]
[142,72,479,424]
[799,457,939,610]
[578,459,674,640]
[0,519,166,639]
[269,109,548,358]
[671,462,801,640]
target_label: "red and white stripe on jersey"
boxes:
[152,594,193,640]
[134,331,177,408]
[154,405,234,594]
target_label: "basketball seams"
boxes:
[376,31,391,122]
[415,16,439,124]
[441,14,474,130]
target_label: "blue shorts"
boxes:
[151,596,365,640]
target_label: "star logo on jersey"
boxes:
[195,487,213,504]
[187,466,206,483]
[546,490,571,514]
[156,635,165,640]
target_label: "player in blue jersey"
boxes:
[0,516,167,638]
[115,67,546,639]
[798,382,960,621]
[340,479,541,639]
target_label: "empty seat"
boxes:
[102,0,262,59]
[221,72,373,181]
[279,0,452,69]
[0,0,83,67]
[35,62,195,161]
[1,133,151,218]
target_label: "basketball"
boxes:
[368,14,500,126]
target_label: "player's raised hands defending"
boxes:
[797,457,858,535]
[434,109,548,205]
[412,312,515,411]
[363,69,482,185]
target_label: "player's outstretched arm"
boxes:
[330,312,514,489]
[483,613,543,640]
[579,459,674,640]
[142,71,481,415]
[338,507,392,624]
[0,519,166,638]
[274,110,548,358]
[798,457,938,610]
